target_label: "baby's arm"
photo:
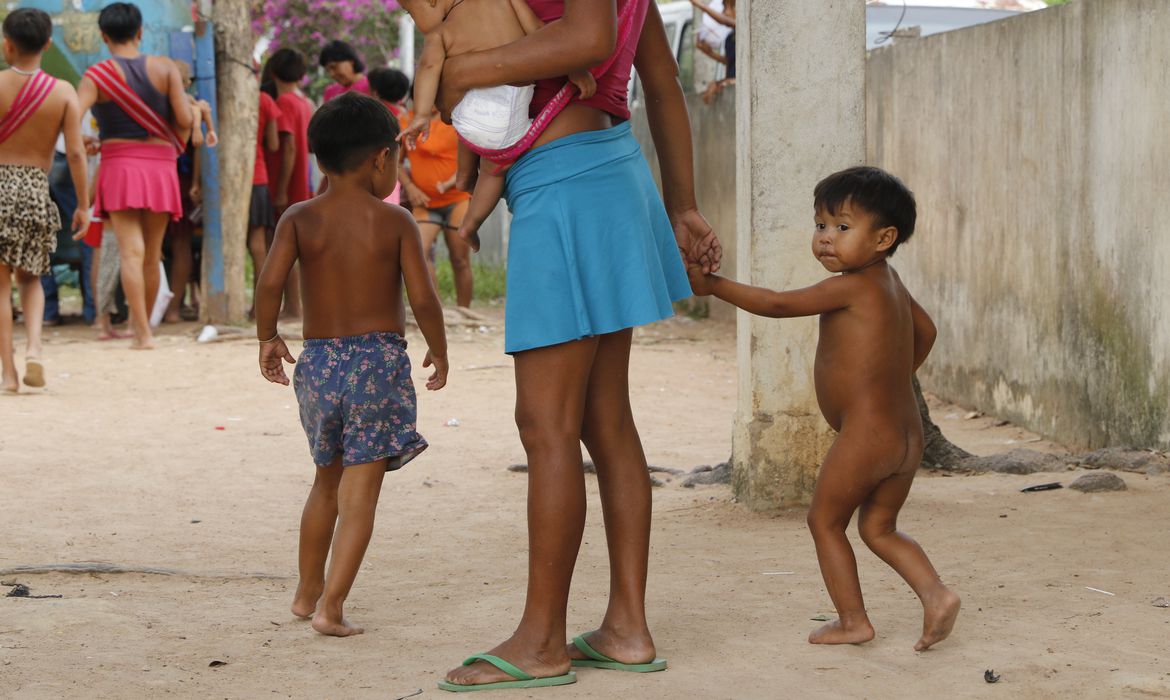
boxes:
[255,211,299,385]
[508,0,596,97]
[198,99,218,147]
[909,293,937,371]
[402,30,447,148]
[688,267,858,318]
[399,215,449,390]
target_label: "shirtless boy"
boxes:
[688,166,961,651]
[0,8,89,393]
[398,0,595,250]
[256,93,448,637]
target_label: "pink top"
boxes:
[323,74,371,102]
[525,0,646,121]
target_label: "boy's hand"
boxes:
[569,71,597,99]
[259,337,296,385]
[422,350,448,391]
[70,208,91,240]
[399,115,431,151]
[686,264,717,296]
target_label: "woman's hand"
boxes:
[404,181,430,209]
[671,208,722,274]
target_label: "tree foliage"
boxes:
[252,0,402,68]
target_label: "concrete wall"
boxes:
[867,0,1170,449]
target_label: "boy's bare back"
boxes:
[280,193,420,340]
[0,72,77,169]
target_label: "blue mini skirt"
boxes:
[503,121,691,353]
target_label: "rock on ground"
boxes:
[960,449,1064,475]
[683,462,732,487]
[1073,448,1170,476]
[1069,472,1127,493]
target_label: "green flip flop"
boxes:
[570,633,668,673]
[437,654,577,693]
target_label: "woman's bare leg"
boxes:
[0,265,17,391]
[444,338,599,686]
[164,223,193,322]
[141,211,171,321]
[444,200,474,308]
[412,210,442,289]
[247,225,268,317]
[568,328,658,662]
[108,210,152,349]
[14,269,44,361]
[312,459,388,637]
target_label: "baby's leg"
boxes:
[806,435,881,645]
[455,142,480,193]
[292,459,343,619]
[858,467,960,651]
[457,166,505,252]
[312,459,387,637]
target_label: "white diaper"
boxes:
[451,84,534,151]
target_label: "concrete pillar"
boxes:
[732,1,867,510]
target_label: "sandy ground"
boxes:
[2,310,1169,700]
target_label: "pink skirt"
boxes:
[95,142,182,221]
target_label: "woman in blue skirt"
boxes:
[435,0,722,691]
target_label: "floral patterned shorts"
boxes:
[294,332,428,470]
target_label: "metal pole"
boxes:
[194,19,225,322]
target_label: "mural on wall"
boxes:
[3,0,194,84]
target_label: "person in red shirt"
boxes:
[398,107,474,309]
[247,88,281,315]
[264,48,314,318]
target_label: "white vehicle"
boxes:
[630,1,697,104]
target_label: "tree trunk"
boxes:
[915,375,973,469]
[208,0,255,324]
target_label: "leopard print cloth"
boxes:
[0,164,60,276]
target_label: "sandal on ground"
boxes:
[436,654,576,693]
[23,359,45,388]
[570,633,668,673]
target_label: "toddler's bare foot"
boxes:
[290,584,321,619]
[915,587,961,651]
[445,634,569,687]
[311,611,364,637]
[809,618,875,645]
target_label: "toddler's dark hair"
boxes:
[3,8,53,53]
[814,166,917,256]
[309,93,399,174]
[266,48,307,83]
[368,67,410,104]
[98,2,143,44]
[318,40,365,74]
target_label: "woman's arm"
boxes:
[438,0,617,115]
[635,4,722,272]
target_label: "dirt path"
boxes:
[2,313,1168,699]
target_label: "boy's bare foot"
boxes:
[564,627,657,665]
[311,611,364,637]
[130,335,156,350]
[915,587,961,651]
[290,584,321,619]
[445,634,570,687]
[809,618,875,645]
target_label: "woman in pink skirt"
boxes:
[77,3,192,349]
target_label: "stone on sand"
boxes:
[1068,472,1127,493]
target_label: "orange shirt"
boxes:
[400,112,470,209]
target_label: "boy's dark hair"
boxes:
[814,166,917,256]
[266,48,307,83]
[309,93,399,173]
[318,40,365,74]
[368,67,410,104]
[2,8,53,54]
[98,2,143,44]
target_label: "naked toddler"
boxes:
[688,166,961,650]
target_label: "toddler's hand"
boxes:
[399,115,431,151]
[423,350,448,391]
[259,336,296,385]
[569,71,597,100]
[205,129,219,148]
[687,264,717,296]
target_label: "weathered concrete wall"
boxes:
[867,0,1170,449]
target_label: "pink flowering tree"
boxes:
[253,0,403,84]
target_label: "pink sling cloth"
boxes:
[0,70,57,146]
[86,59,184,155]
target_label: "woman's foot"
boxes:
[809,618,875,645]
[444,633,571,687]
[915,586,961,651]
[130,332,156,350]
[290,582,322,619]
[311,611,364,637]
[2,372,18,394]
[565,626,658,665]
[97,329,133,341]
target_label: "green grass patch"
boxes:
[435,260,507,304]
